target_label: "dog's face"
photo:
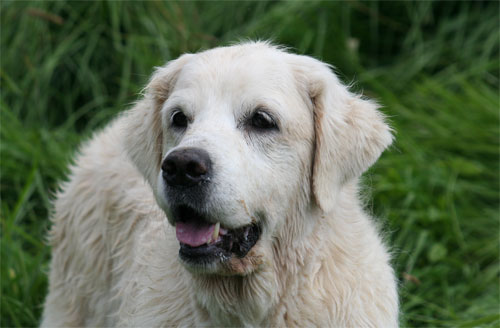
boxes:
[155,46,315,275]
[125,43,392,275]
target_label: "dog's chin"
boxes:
[171,205,263,276]
[179,241,264,276]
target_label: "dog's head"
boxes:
[125,42,392,275]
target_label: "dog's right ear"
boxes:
[289,54,393,213]
[124,54,193,189]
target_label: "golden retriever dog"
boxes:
[41,42,398,327]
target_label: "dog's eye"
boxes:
[171,111,188,129]
[250,110,278,131]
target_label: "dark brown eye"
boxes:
[250,111,278,131]
[171,111,188,128]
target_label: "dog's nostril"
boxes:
[163,160,177,176]
[186,161,207,178]
[162,148,212,187]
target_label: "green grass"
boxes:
[1,1,498,326]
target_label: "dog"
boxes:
[41,42,398,327]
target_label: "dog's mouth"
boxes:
[172,205,261,265]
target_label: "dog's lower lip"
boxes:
[180,226,260,263]
[172,205,261,264]
[179,223,259,256]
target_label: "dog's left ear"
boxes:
[289,55,393,213]
[124,54,193,189]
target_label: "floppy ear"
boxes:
[124,54,193,189]
[290,55,393,213]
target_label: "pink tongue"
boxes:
[176,221,215,247]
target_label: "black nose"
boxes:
[162,148,212,187]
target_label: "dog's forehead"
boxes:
[172,47,300,107]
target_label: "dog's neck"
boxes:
[191,266,279,326]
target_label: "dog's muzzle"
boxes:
[161,149,261,267]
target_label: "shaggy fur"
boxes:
[41,42,399,327]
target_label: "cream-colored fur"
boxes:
[41,42,399,327]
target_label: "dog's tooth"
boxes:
[212,222,220,241]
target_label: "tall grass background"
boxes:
[1,1,498,326]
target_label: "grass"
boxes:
[1,1,498,326]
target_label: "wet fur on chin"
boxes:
[181,244,265,276]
